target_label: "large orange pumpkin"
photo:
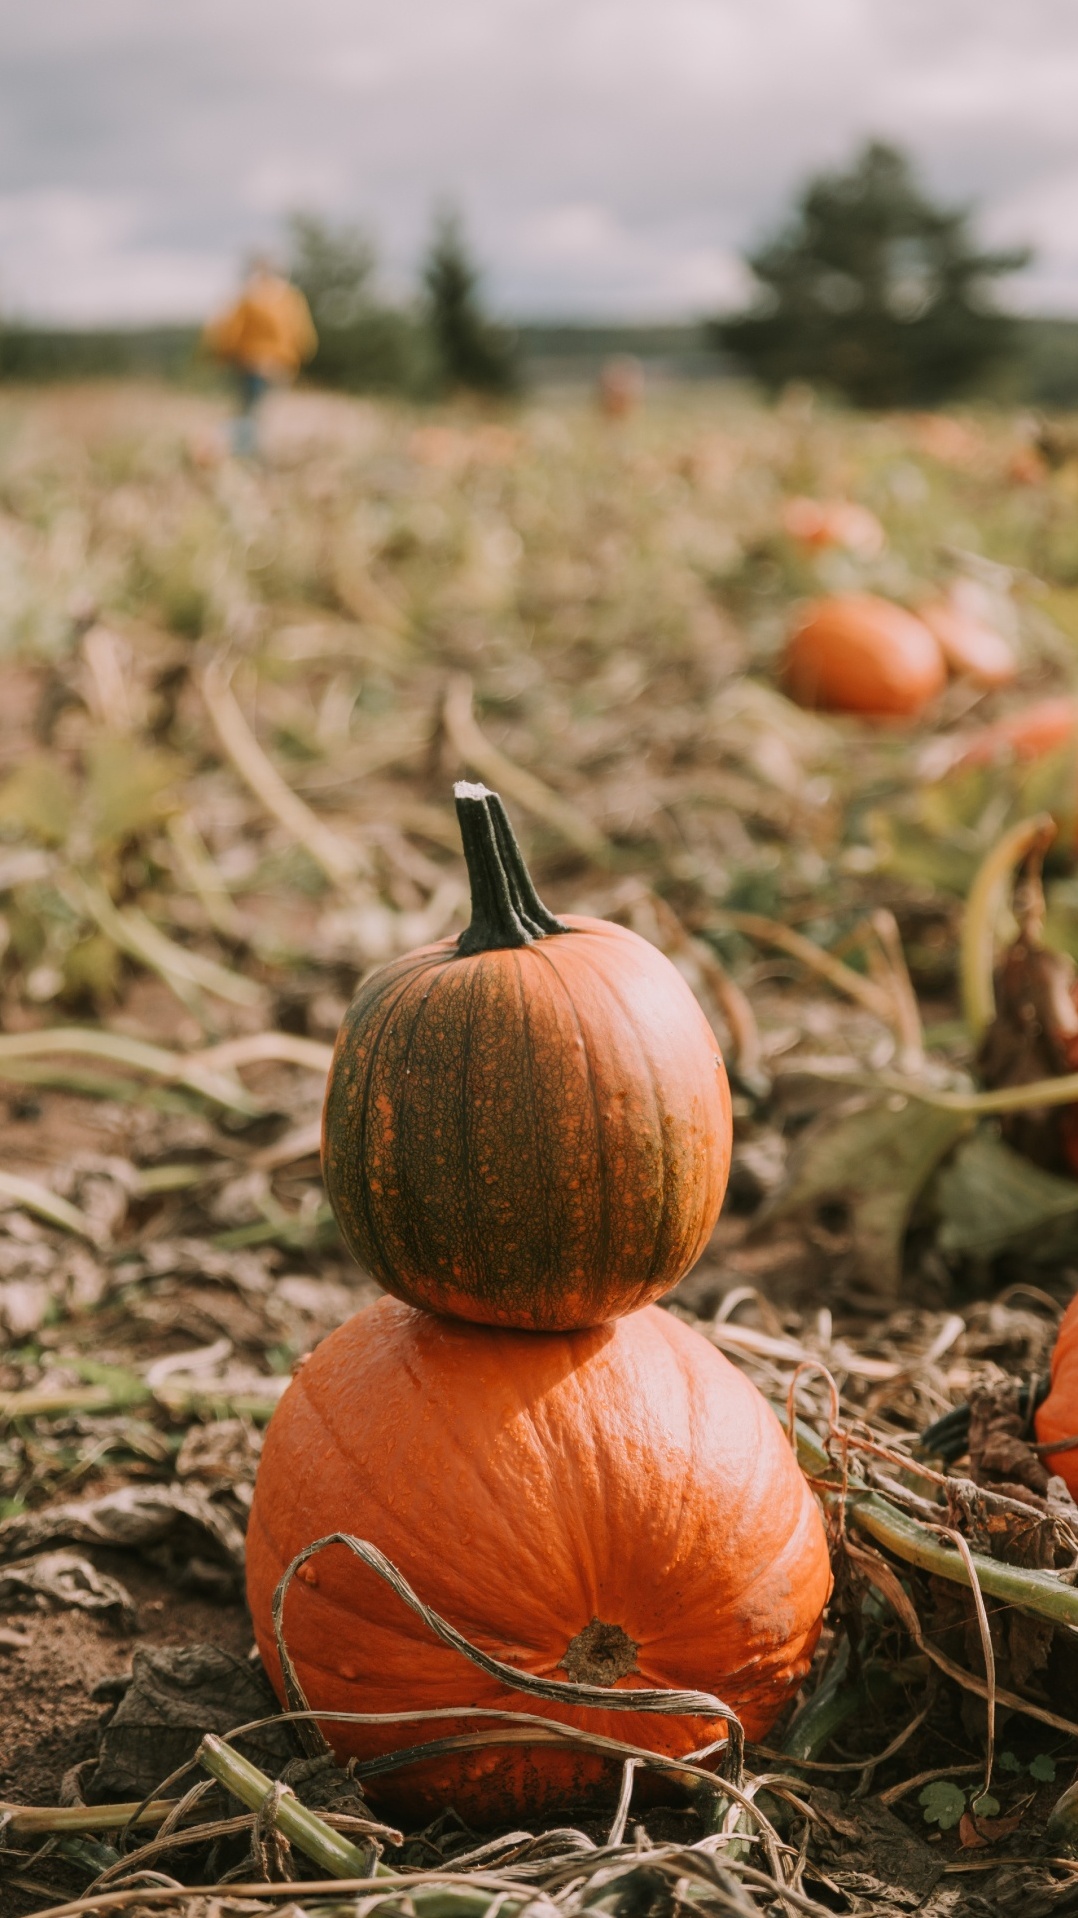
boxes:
[322,785,732,1330]
[247,1296,831,1824]
[1035,1293,1078,1497]
[785,593,946,718]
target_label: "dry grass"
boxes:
[2,378,1078,1914]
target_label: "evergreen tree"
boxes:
[286,213,428,394]
[423,210,519,395]
[713,142,1028,407]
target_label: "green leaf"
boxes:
[999,1751,1022,1773]
[57,1834,121,1873]
[920,1780,967,1829]
[971,1791,1000,1817]
[62,931,121,1004]
[935,1129,1078,1260]
[72,1359,150,1407]
[1030,1753,1058,1782]
[85,738,182,847]
[0,753,75,845]
[765,1095,968,1301]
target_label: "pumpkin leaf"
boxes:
[763,1095,968,1300]
[870,807,980,896]
[1041,585,1078,646]
[935,1128,1078,1259]
[85,738,183,847]
[920,1780,967,1829]
[61,931,122,1004]
[0,752,75,845]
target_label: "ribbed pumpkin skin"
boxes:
[247,1298,832,1824]
[1035,1293,1078,1495]
[785,594,945,718]
[322,916,731,1331]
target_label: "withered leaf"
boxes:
[762,1094,967,1300]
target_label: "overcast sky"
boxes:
[3,0,1078,324]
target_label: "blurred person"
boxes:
[203,256,317,456]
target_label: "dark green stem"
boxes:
[454,783,569,956]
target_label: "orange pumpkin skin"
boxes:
[322,912,731,1332]
[785,594,946,718]
[954,698,1078,771]
[1035,1293,1078,1496]
[920,600,1017,690]
[247,1297,832,1824]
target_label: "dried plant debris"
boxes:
[87,1646,295,1803]
[0,1483,247,1595]
[9,386,1078,1913]
[0,1550,133,1621]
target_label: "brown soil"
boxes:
[0,1557,253,1918]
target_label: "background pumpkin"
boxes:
[247,1296,832,1825]
[953,696,1078,770]
[785,593,946,718]
[919,597,1017,689]
[322,785,732,1330]
[1035,1293,1078,1496]
[781,496,885,559]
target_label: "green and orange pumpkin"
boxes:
[322,785,732,1330]
[247,1296,832,1824]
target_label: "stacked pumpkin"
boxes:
[246,785,831,1824]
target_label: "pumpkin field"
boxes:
[7,376,1078,1916]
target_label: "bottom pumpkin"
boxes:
[246,1297,832,1825]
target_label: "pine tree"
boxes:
[713,142,1028,408]
[286,214,427,394]
[423,210,519,396]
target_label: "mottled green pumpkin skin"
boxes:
[321,915,732,1330]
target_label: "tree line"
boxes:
[1,146,1069,407]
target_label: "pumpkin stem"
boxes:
[454,782,569,955]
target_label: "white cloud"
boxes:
[507,202,751,317]
[240,158,349,217]
[1,0,1078,320]
[0,190,230,323]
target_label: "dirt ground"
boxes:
[4,382,1078,1913]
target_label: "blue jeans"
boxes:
[232,369,270,457]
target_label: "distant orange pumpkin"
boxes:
[953,698,1078,770]
[598,356,644,421]
[781,497,885,559]
[785,593,946,718]
[919,599,1017,690]
[1008,446,1048,487]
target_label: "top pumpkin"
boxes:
[322,784,732,1329]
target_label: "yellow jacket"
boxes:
[203,273,317,379]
